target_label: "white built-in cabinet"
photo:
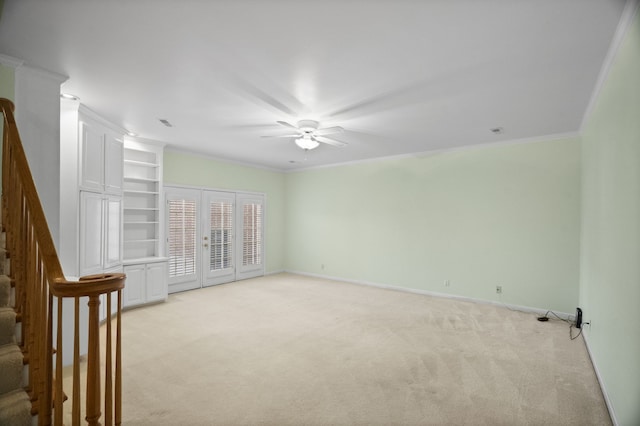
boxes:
[122,140,168,307]
[60,100,125,323]
[79,192,122,274]
[77,117,124,276]
[123,261,168,308]
[60,101,124,278]
[79,121,123,195]
[60,101,168,318]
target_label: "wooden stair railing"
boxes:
[1,98,125,426]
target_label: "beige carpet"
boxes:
[68,273,610,425]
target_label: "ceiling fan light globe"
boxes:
[295,137,320,150]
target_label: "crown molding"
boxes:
[0,53,68,83]
[0,53,24,68]
[286,131,580,174]
[579,0,640,132]
[164,145,284,173]
[16,63,68,84]
[68,101,128,134]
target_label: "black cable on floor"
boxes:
[536,310,586,341]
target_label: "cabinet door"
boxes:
[80,121,105,192]
[104,196,122,270]
[146,262,168,303]
[105,133,123,194]
[123,264,146,308]
[79,191,104,275]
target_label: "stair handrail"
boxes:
[1,98,125,426]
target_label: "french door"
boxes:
[235,193,264,281]
[165,187,265,293]
[166,188,200,293]
[202,191,235,286]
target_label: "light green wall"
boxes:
[0,64,15,100]
[285,138,581,313]
[580,8,640,425]
[0,64,15,171]
[163,150,286,274]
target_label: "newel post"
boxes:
[85,295,102,425]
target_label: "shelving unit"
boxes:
[121,139,169,308]
[122,141,164,261]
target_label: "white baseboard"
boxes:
[582,330,618,425]
[284,270,575,321]
[168,281,201,294]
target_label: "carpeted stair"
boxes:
[0,236,32,426]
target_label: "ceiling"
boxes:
[0,0,628,171]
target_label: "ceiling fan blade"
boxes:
[261,133,300,139]
[314,126,344,136]
[221,123,282,130]
[276,120,299,130]
[314,135,348,147]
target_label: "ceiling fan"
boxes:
[262,120,347,150]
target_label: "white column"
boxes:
[14,64,67,249]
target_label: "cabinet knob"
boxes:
[203,243,209,249]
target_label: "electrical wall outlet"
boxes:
[445,280,450,287]
[496,285,502,294]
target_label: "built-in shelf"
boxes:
[124,176,159,183]
[123,256,169,266]
[123,141,164,261]
[121,141,169,308]
[124,190,160,195]
[124,159,158,168]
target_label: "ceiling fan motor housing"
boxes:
[297,119,319,133]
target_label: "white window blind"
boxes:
[168,199,196,278]
[242,203,262,266]
[209,201,233,271]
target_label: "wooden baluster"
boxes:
[105,293,113,426]
[85,295,102,426]
[41,259,53,424]
[14,188,23,334]
[32,228,41,416]
[54,296,63,425]
[36,249,42,413]
[33,229,43,417]
[1,118,7,212]
[33,244,40,415]
[73,297,81,426]
[27,218,38,410]
[19,194,27,346]
[115,290,122,426]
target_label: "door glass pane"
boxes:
[242,203,262,266]
[210,201,233,271]
[168,199,196,278]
